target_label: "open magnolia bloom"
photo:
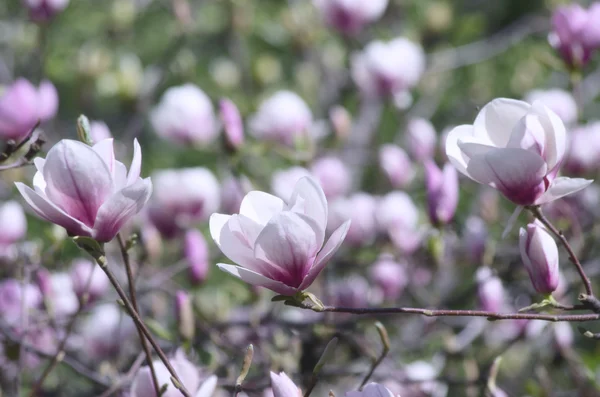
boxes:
[210,177,350,296]
[16,139,152,243]
[446,98,592,206]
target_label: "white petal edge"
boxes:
[535,177,593,205]
[194,375,218,397]
[127,139,142,186]
[239,191,284,226]
[209,213,232,246]
[216,263,298,296]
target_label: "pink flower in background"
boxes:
[16,139,152,242]
[313,0,388,35]
[0,279,41,326]
[375,191,422,253]
[210,177,350,295]
[271,167,312,201]
[476,267,505,312]
[0,201,27,248]
[550,3,600,68]
[564,122,600,175]
[379,144,415,188]
[79,303,135,360]
[89,120,112,143]
[519,223,560,295]
[220,176,251,215]
[0,78,58,142]
[220,98,244,150]
[310,156,351,200]
[70,259,109,302]
[346,383,398,397]
[270,372,301,397]
[405,118,437,161]
[249,91,313,145]
[370,254,407,301]
[351,38,425,98]
[147,167,220,238]
[463,216,487,265]
[329,193,377,246]
[446,98,592,206]
[131,349,217,397]
[524,89,577,125]
[151,84,218,146]
[23,0,69,22]
[184,229,210,284]
[424,160,458,226]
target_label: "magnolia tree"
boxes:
[2,0,600,396]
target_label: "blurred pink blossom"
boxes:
[550,3,600,68]
[313,0,388,35]
[424,160,458,226]
[378,144,415,188]
[329,193,377,246]
[310,156,351,200]
[220,98,244,150]
[23,0,69,21]
[405,118,437,161]
[519,223,560,295]
[524,89,577,125]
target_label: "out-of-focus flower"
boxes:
[271,167,312,202]
[23,0,69,22]
[446,98,592,206]
[369,254,407,301]
[220,176,251,215]
[0,78,58,142]
[249,91,313,146]
[519,223,560,295]
[329,193,377,246]
[564,122,600,175]
[147,167,220,238]
[476,267,504,312]
[553,322,574,349]
[151,84,218,146]
[70,258,109,302]
[405,118,437,161]
[329,105,352,140]
[524,89,577,125]
[210,177,350,296]
[89,121,112,143]
[220,98,244,150]
[379,144,415,188]
[550,3,600,68]
[131,349,217,397]
[176,290,195,341]
[185,229,209,284]
[375,191,422,253]
[463,216,487,265]
[351,38,425,98]
[270,372,301,397]
[49,273,78,317]
[346,383,397,397]
[313,0,388,35]
[80,303,135,360]
[330,275,371,308]
[424,160,458,226]
[16,139,152,243]
[0,201,27,248]
[310,156,351,200]
[0,279,41,326]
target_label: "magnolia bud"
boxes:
[405,118,437,161]
[476,267,504,312]
[175,290,195,342]
[329,105,352,141]
[519,224,560,295]
[310,156,351,200]
[184,229,209,285]
[369,254,407,301]
[220,98,244,151]
[424,160,458,226]
[378,144,415,188]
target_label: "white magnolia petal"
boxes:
[92,138,115,173]
[536,177,593,205]
[532,101,567,173]
[209,213,232,247]
[195,375,218,397]
[239,191,284,226]
[473,98,531,147]
[216,264,298,296]
[445,124,477,177]
[287,176,328,245]
[299,220,350,290]
[126,139,142,186]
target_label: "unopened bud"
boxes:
[175,290,195,341]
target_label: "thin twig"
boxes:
[359,323,390,389]
[117,233,161,397]
[96,352,146,397]
[528,206,593,297]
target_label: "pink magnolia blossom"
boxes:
[329,193,377,246]
[23,0,69,22]
[424,160,458,226]
[79,303,135,360]
[0,78,58,142]
[564,122,600,175]
[476,267,505,313]
[0,201,27,248]
[270,372,301,397]
[445,98,592,206]
[15,139,152,243]
[378,144,415,188]
[184,229,210,284]
[151,84,218,146]
[370,254,407,301]
[0,279,41,326]
[313,0,388,35]
[550,3,600,68]
[70,258,109,302]
[271,167,312,202]
[89,120,112,143]
[519,223,560,295]
[249,91,313,146]
[310,156,351,200]
[220,98,244,150]
[524,89,577,125]
[351,38,425,98]
[210,177,350,296]
[405,118,437,161]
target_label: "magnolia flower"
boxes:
[271,167,312,202]
[0,201,27,248]
[184,229,210,284]
[550,3,600,68]
[0,78,58,142]
[131,349,217,397]
[310,156,351,200]
[151,84,218,146]
[0,279,41,326]
[351,38,425,98]
[329,193,377,246]
[23,0,69,22]
[524,89,577,125]
[375,191,422,253]
[16,139,151,243]
[80,303,135,360]
[519,223,560,295]
[564,122,600,175]
[346,383,398,397]
[405,118,437,161]
[379,144,415,188]
[220,98,244,150]
[210,177,350,296]
[89,120,112,143]
[249,91,313,145]
[313,0,388,35]
[424,160,458,226]
[370,254,407,301]
[147,167,220,238]
[445,98,592,206]
[476,267,505,313]
[70,259,109,302]
[48,272,78,317]
[270,372,301,397]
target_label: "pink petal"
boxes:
[126,139,142,186]
[239,191,284,226]
[92,138,116,174]
[195,375,218,397]
[15,182,93,237]
[37,80,59,121]
[535,177,593,205]
[287,176,328,246]
[473,98,531,147]
[299,220,350,290]
[93,178,152,242]
[445,124,476,177]
[216,264,298,296]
